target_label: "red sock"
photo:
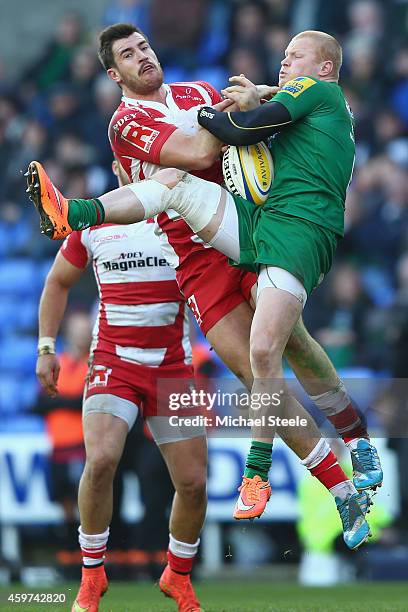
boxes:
[309,450,348,490]
[327,402,368,443]
[168,550,195,574]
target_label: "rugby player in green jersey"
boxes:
[26,30,382,550]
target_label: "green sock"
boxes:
[244,441,273,481]
[67,198,105,231]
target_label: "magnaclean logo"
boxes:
[103,252,170,271]
[200,109,215,119]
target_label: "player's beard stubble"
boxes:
[120,63,164,95]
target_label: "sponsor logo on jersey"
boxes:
[200,109,215,119]
[112,113,160,153]
[93,233,128,243]
[280,76,316,98]
[121,120,160,153]
[112,112,149,130]
[174,93,204,102]
[87,365,112,389]
[103,254,170,271]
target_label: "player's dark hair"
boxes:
[98,23,148,70]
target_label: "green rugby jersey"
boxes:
[266,76,355,237]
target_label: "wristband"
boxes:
[38,337,56,355]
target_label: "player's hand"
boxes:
[256,84,280,100]
[36,354,60,397]
[221,74,261,111]
[212,98,236,113]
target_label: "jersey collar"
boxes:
[121,84,175,113]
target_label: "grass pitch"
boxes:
[1,581,408,611]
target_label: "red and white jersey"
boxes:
[60,222,192,368]
[108,81,224,269]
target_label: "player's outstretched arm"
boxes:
[197,102,292,146]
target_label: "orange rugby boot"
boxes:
[159,564,202,612]
[233,474,271,520]
[26,160,72,239]
[71,565,108,612]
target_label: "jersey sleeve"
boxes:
[109,109,177,165]
[60,231,89,269]
[272,77,323,121]
[197,102,291,145]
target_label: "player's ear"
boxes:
[320,60,334,77]
[107,67,121,85]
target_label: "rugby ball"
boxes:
[222,142,273,205]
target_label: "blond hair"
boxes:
[294,30,342,79]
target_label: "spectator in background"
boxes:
[53,134,95,173]
[149,0,206,69]
[372,108,408,158]
[51,134,113,202]
[69,46,101,109]
[6,120,48,188]
[343,41,382,109]
[33,310,91,562]
[264,25,291,82]
[345,0,384,50]
[45,83,84,141]
[81,76,122,171]
[340,159,408,276]
[308,264,374,369]
[22,12,85,92]
[231,1,269,49]
[227,46,271,86]
[264,0,289,25]
[289,0,350,37]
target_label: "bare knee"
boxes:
[84,450,119,492]
[152,167,185,188]
[250,337,282,375]
[175,470,207,505]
